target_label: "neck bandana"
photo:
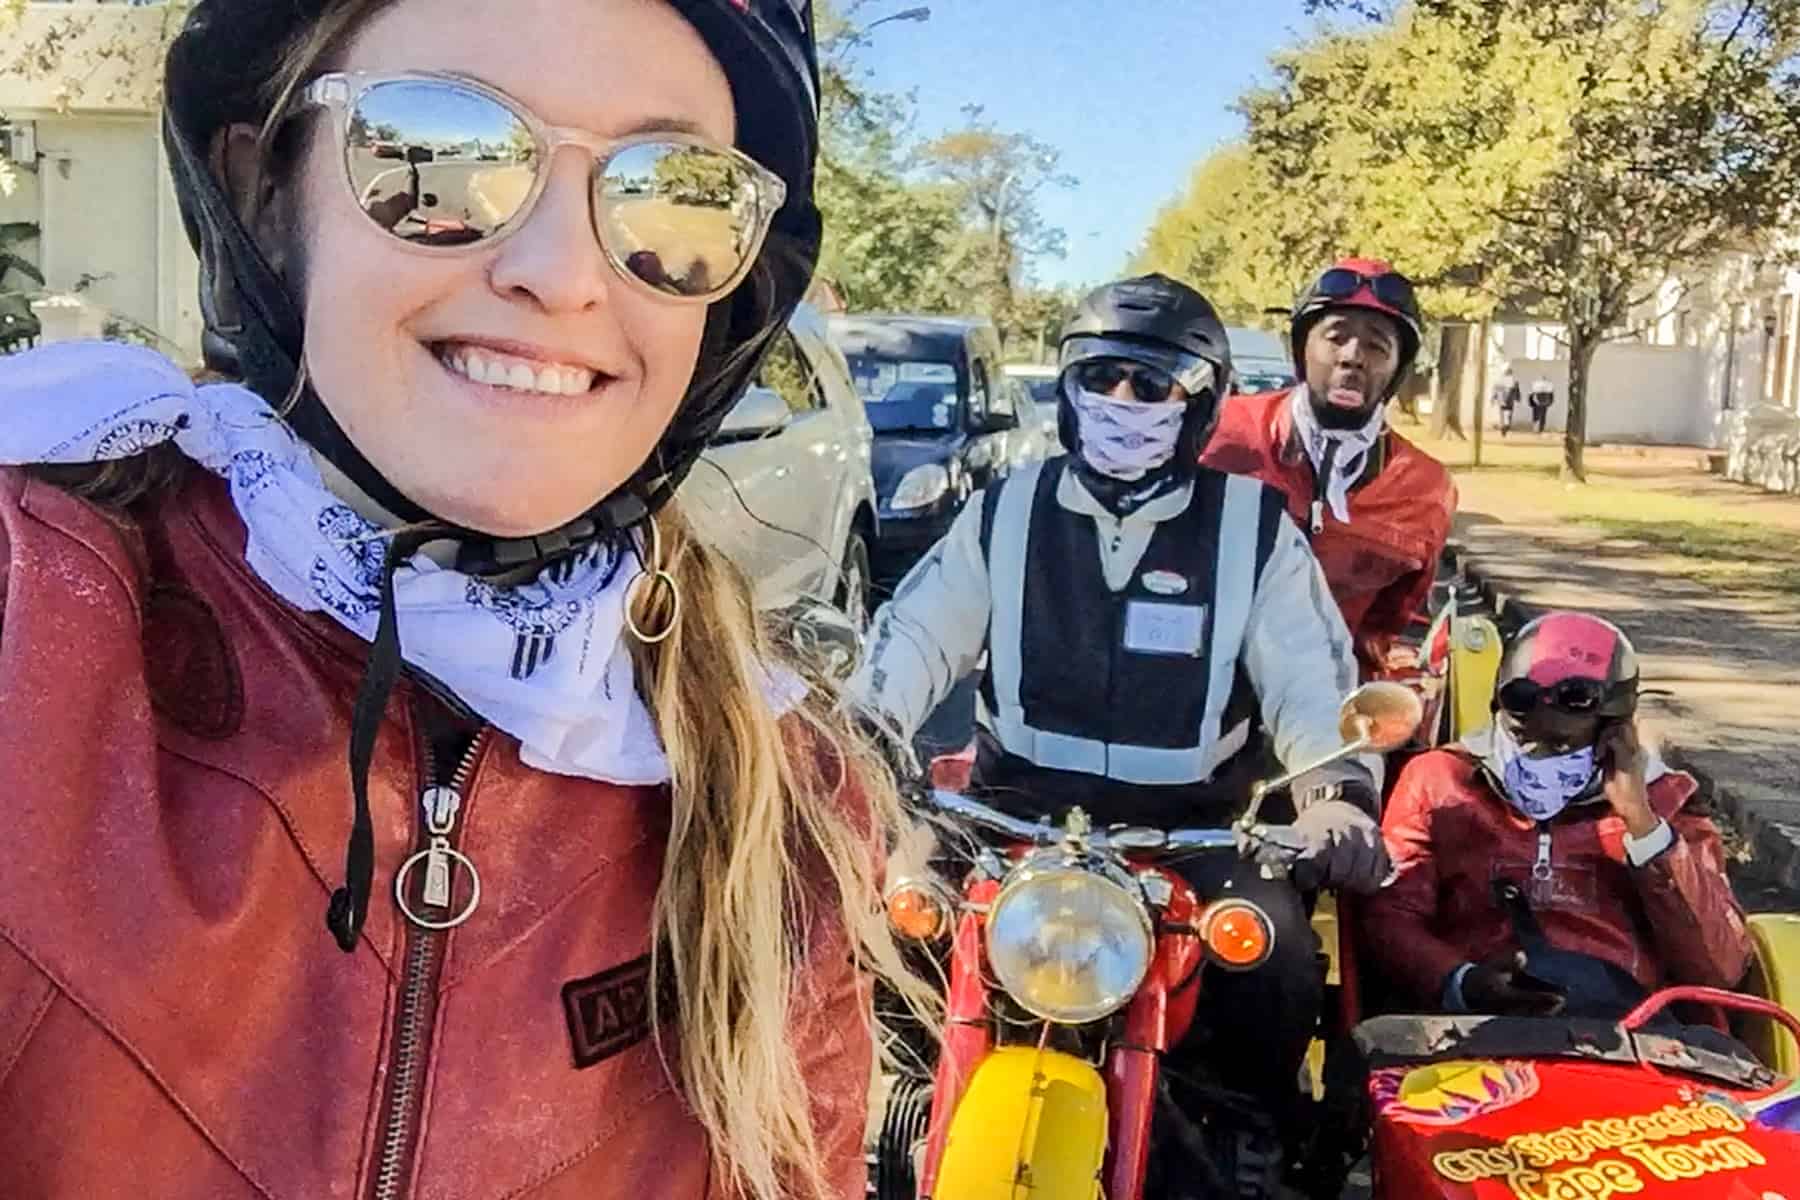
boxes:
[1069,386,1185,481]
[1289,384,1385,527]
[1493,719,1597,822]
[0,341,692,784]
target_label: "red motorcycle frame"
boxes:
[916,859,1209,1198]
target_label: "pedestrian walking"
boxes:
[1529,375,1555,433]
[1491,367,1521,437]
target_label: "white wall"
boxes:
[1486,325,1714,445]
[6,112,202,361]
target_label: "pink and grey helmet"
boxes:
[1495,612,1641,720]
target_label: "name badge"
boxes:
[1122,601,1207,657]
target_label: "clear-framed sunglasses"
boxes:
[297,71,788,303]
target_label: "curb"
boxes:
[1445,539,1800,895]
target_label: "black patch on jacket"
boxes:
[562,954,653,1069]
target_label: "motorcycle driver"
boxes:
[1203,259,1456,677]
[1361,612,1750,1017]
[850,273,1388,1151]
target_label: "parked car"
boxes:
[1003,362,1062,454]
[680,302,878,621]
[828,315,1034,587]
[1226,325,1297,394]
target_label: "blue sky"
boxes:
[852,0,1322,288]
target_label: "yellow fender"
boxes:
[931,1046,1108,1200]
[1742,913,1800,1077]
[1447,613,1503,741]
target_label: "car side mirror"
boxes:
[982,408,1020,434]
[713,386,791,443]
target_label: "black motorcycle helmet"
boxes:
[159,0,824,952]
[1056,274,1233,510]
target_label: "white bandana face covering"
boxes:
[1069,386,1185,481]
[1289,384,1385,525]
[1494,719,1597,822]
[0,341,694,785]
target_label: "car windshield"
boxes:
[862,380,959,434]
[1236,366,1297,394]
[847,355,962,433]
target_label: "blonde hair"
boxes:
[252,8,935,1198]
[627,505,932,1199]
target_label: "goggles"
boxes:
[1069,358,1183,405]
[1310,267,1420,322]
[297,71,787,303]
[1497,676,1613,718]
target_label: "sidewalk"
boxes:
[1410,428,1800,896]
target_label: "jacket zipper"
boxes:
[369,722,490,1200]
[1533,825,1554,881]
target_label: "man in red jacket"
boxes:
[1359,612,1750,1016]
[1203,258,1456,675]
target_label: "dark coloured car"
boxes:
[828,314,1035,589]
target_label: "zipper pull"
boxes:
[396,785,482,930]
[421,787,461,908]
[1310,499,1325,535]
[1533,827,1554,881]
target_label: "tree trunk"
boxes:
[1430,324,1469,440]
[1563,326,1598,482]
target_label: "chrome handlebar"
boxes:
[925,790,1295,861]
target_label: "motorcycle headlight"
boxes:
[890,463,950,511]
[986,867,1153,1024]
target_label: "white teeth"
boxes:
[439,344,596,396]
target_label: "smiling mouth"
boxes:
[432,341,604,398]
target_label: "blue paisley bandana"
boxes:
[0,340,678,784]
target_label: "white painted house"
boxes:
[1482,249,1800,447]
[0,2,203,361]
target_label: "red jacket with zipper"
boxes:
[0,465,872,1200]
[1201,389,1456,674]
[1356,730,1751,1011]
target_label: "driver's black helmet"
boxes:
[1055,274,1234,463]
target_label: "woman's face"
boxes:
[292,0,733,536]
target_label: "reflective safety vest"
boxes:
[975,458,1287,800]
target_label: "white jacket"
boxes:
[849,464,1378,787]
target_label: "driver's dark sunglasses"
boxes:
[1497,676,1607,717]
[1072,359,1180,405]
[295,71,786,303]
[1315,267,1420,319]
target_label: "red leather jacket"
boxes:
[1202,389,1456,672]
[1357,730,1751,1011]
[0,467,871,1199]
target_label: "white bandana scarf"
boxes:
[1289,384,1386,525]
[1069,386,1185,481]
[1493,720,1597,822]
[0,340,679,784]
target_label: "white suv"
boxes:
[680,303,879,621]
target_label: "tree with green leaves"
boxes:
[1263,0,1800,479]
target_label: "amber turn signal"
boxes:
[1198,899,1274,971]
[885,879,952,942]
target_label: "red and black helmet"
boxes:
[1290,257,1423,399]
[1495,612,1641,721]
